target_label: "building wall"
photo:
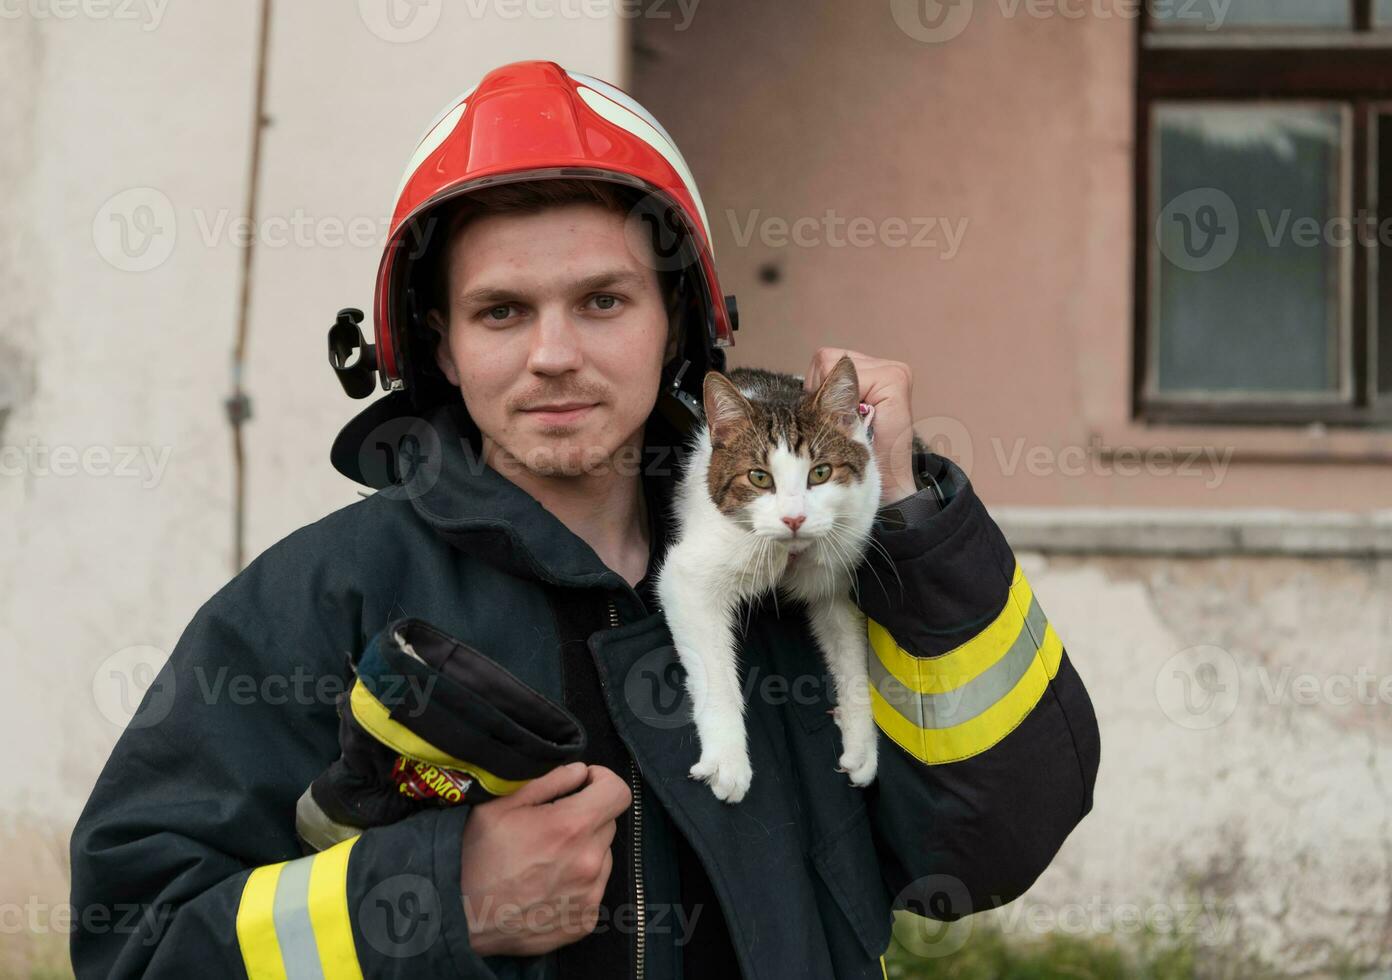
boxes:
[0,5,623,973]
[633,1,1392,514]
[632,1,1392,972]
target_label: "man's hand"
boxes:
[459,762,631,957]
[802,347,918,507]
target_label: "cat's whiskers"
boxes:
[816,523,860,603]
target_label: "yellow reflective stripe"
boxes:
[235,842,368,980]
[869,563,1034,694]
[307,838,364,980]
[236,863,289,980]
[879,953,889,979]
[871,593,1065,766]
[348,680,528,797]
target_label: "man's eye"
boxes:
[589,294,622,312]
[808,463,832,486]
[482,304,516,322]
[748,469,773,489]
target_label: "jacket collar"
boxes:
[401,400,679,595]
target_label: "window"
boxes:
[1136,0,1392,425]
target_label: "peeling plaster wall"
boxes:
[1,6,624,973]
[994,554,1392,973]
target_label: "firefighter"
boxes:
[70,60,1100,979]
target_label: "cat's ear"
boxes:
[703,372,753,448]
[812,355,862,434]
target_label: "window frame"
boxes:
[1134,0,1392,426]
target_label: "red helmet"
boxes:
[328,60,737,413]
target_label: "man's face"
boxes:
[428,202,671,478]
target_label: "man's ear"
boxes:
[425,309,460,387]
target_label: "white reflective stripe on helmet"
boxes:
[568,75,713,249]
[393,88,474,203]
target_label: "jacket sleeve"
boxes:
[853,452,1101,920]
[69,584,500,979]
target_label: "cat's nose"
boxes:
[781,515,806,534]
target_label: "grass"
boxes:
[882,912,1272,980]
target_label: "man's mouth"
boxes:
[522,403,597,425]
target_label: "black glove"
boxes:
[296,617,587,852]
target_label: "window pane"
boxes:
[1152,105,1346,397]
[1378,0,1392,27]
[1151,0,1350,30]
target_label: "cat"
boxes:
[654,355,883,804]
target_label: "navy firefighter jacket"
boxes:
[70,397,1100,980]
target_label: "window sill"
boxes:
[995,507,1392,557]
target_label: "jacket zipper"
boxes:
[607,596,646,980]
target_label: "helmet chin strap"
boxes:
[656,357,704,437]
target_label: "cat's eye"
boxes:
[748,469,773,489]
[808,463,832,486]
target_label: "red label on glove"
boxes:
[390,756,473,804]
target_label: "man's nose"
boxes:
[526,308,585,375]
[781,514,806,534]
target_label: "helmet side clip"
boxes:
[328,308,379,399]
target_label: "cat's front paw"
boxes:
[690,749,753,804]
[835,727,879,787]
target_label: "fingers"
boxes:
[553,765,633,830]
[502,761,590,808]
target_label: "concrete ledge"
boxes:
[993,507,1392,557]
